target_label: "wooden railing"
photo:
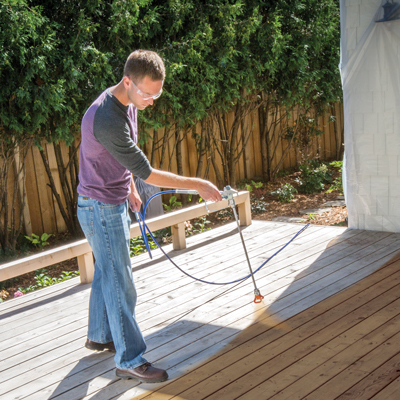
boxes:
[0,191,251,284]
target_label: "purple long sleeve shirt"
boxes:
[77,89,152,204]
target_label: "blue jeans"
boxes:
[77,195,147,369]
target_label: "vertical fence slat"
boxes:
[25,147,43,235]
[46,143,67,233]
[32,145,56,234]
[14,146,31,236]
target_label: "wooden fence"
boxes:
[5,103,344,237]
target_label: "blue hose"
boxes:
[135,191,310,285]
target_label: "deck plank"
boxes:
[370,377,400,399]
[1,221,400,400]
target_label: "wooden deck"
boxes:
[1,220,400,400]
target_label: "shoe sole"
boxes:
[85,343,116,353]
[116,371,168,383]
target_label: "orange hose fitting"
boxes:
[254,293,264,303]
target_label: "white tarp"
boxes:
[340,0,400,231]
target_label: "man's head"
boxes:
[123,50,165,110]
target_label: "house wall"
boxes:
[341,0,400,232]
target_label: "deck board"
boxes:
[1,221,400,400]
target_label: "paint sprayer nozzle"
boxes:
[254,289,264,303]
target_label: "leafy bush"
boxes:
[326,160,343,194]
[163,196,182,212]
[246,181,263,192]
[295,162,332,194]
[270,183,298,203]
[17,268,80,294]
[187,217,212,235]
[237,180,263,192]
[129,234,158,257]
[25,233,52,249]
[251,197,269,213]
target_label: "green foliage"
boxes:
[270,183,298,203]
[295,161,333,194]
[1,0,341,238]
[245,181,263,192]
[130,234,158,257]
[277,169,292,178]
[326,160,343,194]
[17,268,79,294]
[216,209,234,219]
[24,233,52,249]
[301,213,317,223]
[286,115,325,159]
[163,196,182,212]
[186,217,211,235]
[237,180,264,192]
[251,197,269,214]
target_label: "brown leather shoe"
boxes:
[116,362,168,383]
[85,339,116,353]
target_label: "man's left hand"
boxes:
[128,181,142,212]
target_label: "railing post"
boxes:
[77,251,95,283]
[237,192,252,226]
[171,222,186,250]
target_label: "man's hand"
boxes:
[145,169,222,203]
[197,181,223,203]
[128,177,142,212]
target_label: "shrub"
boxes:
[295,161,332,194]
[326,160,343,194]
[270,183,298,203]
[163,196,182,212]
[251,197,269,213]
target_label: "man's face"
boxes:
[125,75,163,110]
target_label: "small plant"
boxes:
[34,268,57,288]
[25,233,52,249]
[237,179,263,192]
[184,217,211,236]
[270,183,298,203]
[251,197,269,214]
[16,268,80,294]
[326,160,343,194]
[217,209,234,219]
[245,180,263,192]
[130,234,158,257]
[295,161,332,194]
[163,196,182,212]
[59,271,80,281]
[192,216,211,234]
[277,169,292,178]
[301,213,317,223]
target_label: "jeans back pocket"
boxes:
[77,202,95,238]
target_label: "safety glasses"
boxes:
[130,79,163,100]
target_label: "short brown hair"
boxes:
[124,50,165,82]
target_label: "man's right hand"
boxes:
[196,181,222,203]
[145,169,222,203]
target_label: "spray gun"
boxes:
[141,186,264,303]
[219,186,264,304]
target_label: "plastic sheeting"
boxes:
[129,177,164,222]
[340,0,400,231]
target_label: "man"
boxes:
[77,50,222,383]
